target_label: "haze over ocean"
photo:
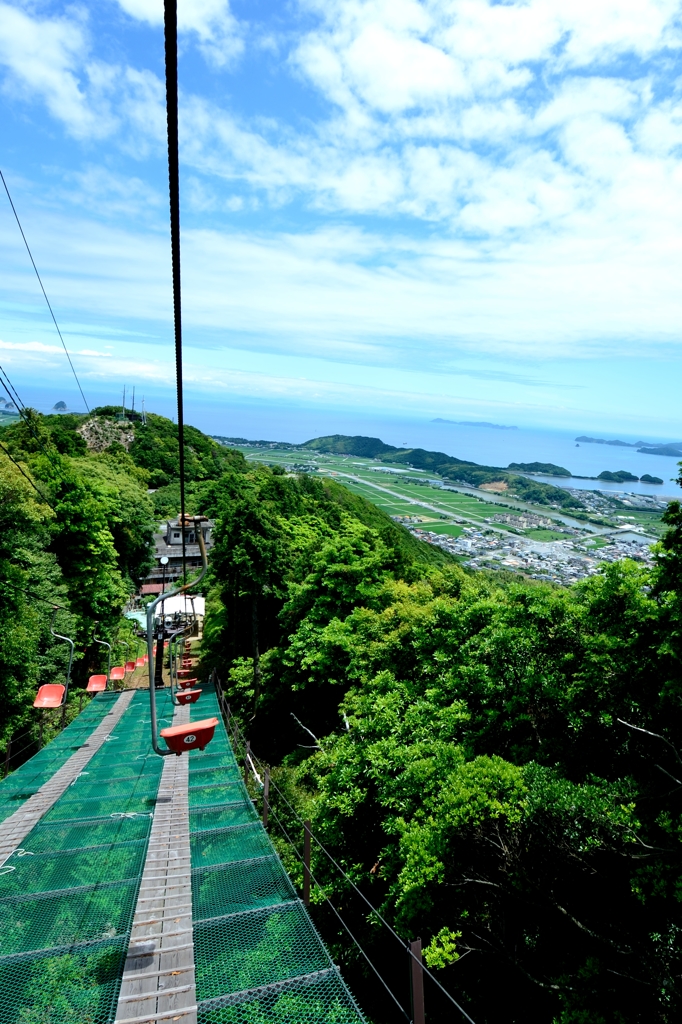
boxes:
[16,383,682,498]
[3,0,682,444]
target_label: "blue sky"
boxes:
[2,0,682,441]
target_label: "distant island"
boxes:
[596,470,664,484]
[434,419,517,430]
[638,444,682,457]
[576,436,642,447]
[598,470,639,483]
[576,435,682,456]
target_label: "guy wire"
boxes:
[0,169,89,413]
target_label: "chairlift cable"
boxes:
[0,365,63,473]
[0,579,65,609]
[163,0,187,584]
[0,169,90,413]
[0,438,56,509]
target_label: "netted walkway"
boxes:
[187,686,366,1024]
[0,688,175,1023]
[0,685,366,1023]
[0,693,123,826]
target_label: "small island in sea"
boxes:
[434,418,518,430]
[576,435,682,456]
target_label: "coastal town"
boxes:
[398,520,655,585]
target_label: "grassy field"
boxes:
[582,536,612,549]
[231,445,666,542]
[525,528,571,542]
[416,523,464,537]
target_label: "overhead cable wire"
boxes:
[0,169,89,413]
[163,0,187,583]
[266,802,410,1022]
[0,365,63,473]
[0,440,55,509]
[229,714,478,1024]
[0,579,64,609]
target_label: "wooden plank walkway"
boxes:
[0,689,135,865]
[115,702,197,1024]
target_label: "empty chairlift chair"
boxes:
[146,515,216,756]
[87,636,112,692]
[34,610,74,728]
[168,625,202,707]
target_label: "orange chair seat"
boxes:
[177,669,194,678]
[33,684,65,709]
[160,717,218,754]
[178,677,198,689]
[176,688,202,705]
[110,667,125,681]
[125,661,136,672]
[135,657,145,667]
[87,675,108,692]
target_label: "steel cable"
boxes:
[225,707,478,1024]
[0,169,89,412]
[163,0,187,584]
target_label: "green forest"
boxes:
[2,408,682,1022]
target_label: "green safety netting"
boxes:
[196,968,368,1024]
[0,679,367,1023]
[0,693,121,825]
[0,688,172,1024]
[189,687,366,1024]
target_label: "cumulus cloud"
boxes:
[0,2,165,146]
[115,0,243,67]
[4,0,682,427]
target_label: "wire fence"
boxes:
[211,671,477,1024]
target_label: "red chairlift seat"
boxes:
[160,717,218,754]
[176,688,202,705]
[125,661,136,672]
[135,657,145,668]
[110,667,126,682]
[177,669,194,678]
[86,675,108,693]
[33,684,65,709]
[178,677,198,689]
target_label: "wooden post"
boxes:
[303,819,311,906]
[244,740,250,785]
[4,734,10,778]
[410,938,425,1024]
[263,767,270,828]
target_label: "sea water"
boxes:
[18,385,682,499]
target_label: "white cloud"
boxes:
[115,0,243,67]
[0,2,106,138]
[0,3,165,145]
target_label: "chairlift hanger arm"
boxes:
[147,517,208,755]
[50,606,74,695]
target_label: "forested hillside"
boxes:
[203,454,682,1022]
[301,433,583,508]
[3,407,682,1022]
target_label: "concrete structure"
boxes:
[142,518,215,592]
